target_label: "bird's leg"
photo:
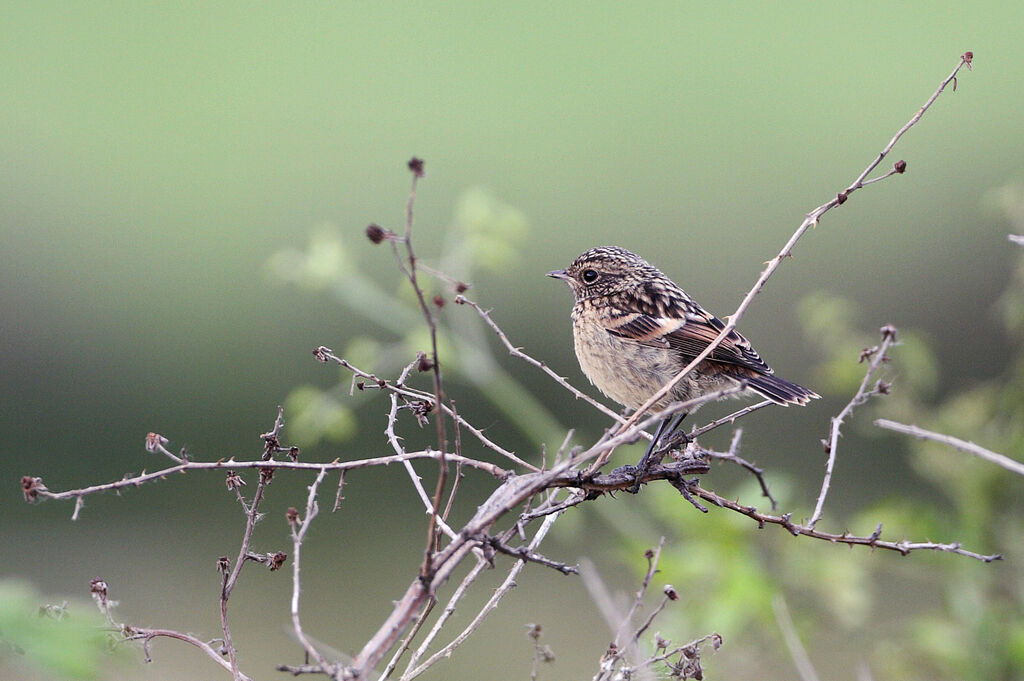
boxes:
[655,413,691,456]
[623,412,688,494]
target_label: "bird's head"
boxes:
[547,246,663,302]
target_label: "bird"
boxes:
[548,246,818,490]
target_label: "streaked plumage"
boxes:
[548,246,818,414]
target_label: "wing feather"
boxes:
[605,308,774,375]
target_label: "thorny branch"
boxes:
[19,53,1005,681]
[690,485,1001,562]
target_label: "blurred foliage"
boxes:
[606,184,1024,680]
[0,581,118,680]
[267,185,570,450]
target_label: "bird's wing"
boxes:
[605,308,774,375]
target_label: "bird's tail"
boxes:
[744,373,819,406]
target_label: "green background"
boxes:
[2,2,1021,679]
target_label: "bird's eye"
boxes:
[582,269,599,284]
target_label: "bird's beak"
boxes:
[546,269,569,281]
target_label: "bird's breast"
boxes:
[571,312,682,411]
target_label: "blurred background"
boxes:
[3,2,1023,680]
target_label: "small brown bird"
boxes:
[549,246,817,488]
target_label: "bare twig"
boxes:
[220,407,291,680]
[395,559,486,678]
[480,534,579,575]
[587,544,718,681]
[288,468,334,675]
[772,594,821,681]
[388,360,458,541]
[702,428,778,509]
[22,450,508,513]
[810,325,897,528]
[455,295,630,427]
[874,419,1024,477]
[315,347,537,470]
[613,540,664,651]
[390,159,451,579]
[688,399,773,439]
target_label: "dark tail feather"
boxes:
[744,373,819,406]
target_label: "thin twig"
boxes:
[23,450,508,513]
[613,539,665,650]
[455,295,630,427]
[388,360,458,541]
[220,407,289,680]
[874,419,1024,477]
[288,468,334,675]
[702,428,778,509]
[90,579,254,681]
[810,326,896,528]
[772,594,821,681]
[392,160,451,579]
[124,628,253,680]
[688,400,772,439]
[397,559,488,678]
[480,534,579,575]
[315,347,537,470]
